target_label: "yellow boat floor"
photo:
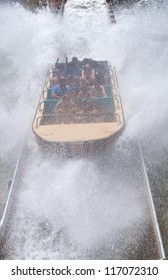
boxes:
[36,122,121,143]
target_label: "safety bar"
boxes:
[114,113,121,124]
[46,80,50,87]
[36,116,42,128]
[39,98,61,111]
[39,96,115,109]
[48,69,55,80]
[42,80,51,97]
[42,89,48,99]
[111,86,118,96]
[113,97,120,109]
[42,79,52,98]
[40,112,115,117]
[39,101,44,112]
[106,74,115,83]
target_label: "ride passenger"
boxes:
[55,55,69,77]
[78,79,94,98]
[81,64,95,80]
[82,59,106,85]
[50,69,64,87]
[55,94,83,123]
[66,57,82,77]
[51,77,71,98]
[55,56,60,69]
[89,59,99,69]
[93,80,107,97]
[82,58,100,74]
[67,75,80,97]
[55,94,76,114]
[81,58,90,66]
[71,56,82,75]
[79,68,95,93]
[55,55,68,68]
[95,63,106,85]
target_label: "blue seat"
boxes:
[47,88,53,99]
[43,99,60,114]
[94,97,114,113]
[78,97,114,113]
[105,86,113,97]
[98,60,109,71]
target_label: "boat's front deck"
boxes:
[35,122,122,143]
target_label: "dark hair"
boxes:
[72,57,78,63]
[82,58,90,66]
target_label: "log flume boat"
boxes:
[32,59,124,157]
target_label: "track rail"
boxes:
[138,141,165,259]
[0,141,24,242]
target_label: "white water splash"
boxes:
[0,0,167,259]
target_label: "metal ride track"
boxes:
[137,142,165,259]
[0,140,27,246]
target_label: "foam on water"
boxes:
[4,144,148,259]
[0,0,168,259]
[0,3,63,152]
